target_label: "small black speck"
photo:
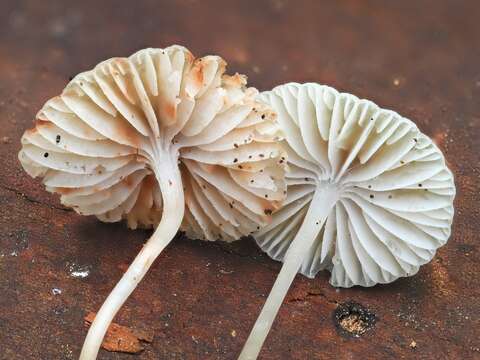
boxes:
[370,117,374,121]
[283,190,287,194]
[261,114,266,119]
[418,184,422,187]
[388,195,392,199]
[264,209,273,215]
[413,138,418,142]
[315,222,319,225]
[233,158,238,163]
[55,135,61,144]
[400,160,405,164]
[264,194,268,198]
[259,154,265,158]
[234,143,239,148]
[250,180,254,183]
[370,194,374,199]
[256,226,260,230]
[229,203,234,209]
[368,185,372,189]
[68,76,74,81]
[238,165,243,169]
[43,152,49,158]
[248,155,253,159]
[168,180,173,186]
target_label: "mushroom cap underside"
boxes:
[255,82,455,287]
[19,46,287,243]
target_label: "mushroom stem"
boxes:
[239,186,338,360]
[79,154,184,360]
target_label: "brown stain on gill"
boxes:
[222,73,246,88]
[123,173,136,187]
[55,187,78,195]
[192,60,205,89]
[164,101,177,121]
[114,120,142,148]
[34,119,53,128]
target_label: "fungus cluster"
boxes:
[18,46,286,359]
[18,48,456,360]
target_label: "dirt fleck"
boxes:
[334,302,376,337]
[429,258,454,296]
[84,312,154,354]
[410,340,417,349]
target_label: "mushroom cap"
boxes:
[19,46,286,242]
[255,83,455,287]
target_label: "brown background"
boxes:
[0,0,479,359]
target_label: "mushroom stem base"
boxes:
[79,154,184,360]
[239,186,338,360]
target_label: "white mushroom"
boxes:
[18,46,286,359]
[239,82,455,359]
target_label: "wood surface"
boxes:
[0,1,478,359]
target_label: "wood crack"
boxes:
[0,183,72,212]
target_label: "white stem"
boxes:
[239,186,337,360]
[80,153,184,360]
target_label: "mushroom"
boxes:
[18,46,286,359]
[239,82,455,359]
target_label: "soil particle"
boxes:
[334,302,376,337]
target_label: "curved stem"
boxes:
[80,153,184,360]
[239,186,338,360]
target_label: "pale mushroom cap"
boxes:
[255,82,455,287]
[19,45,286,242]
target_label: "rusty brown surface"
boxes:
[0,0,479,359]
[84,312,154,354]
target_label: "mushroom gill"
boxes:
[239,82,455,359]
[18,46,286,359]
